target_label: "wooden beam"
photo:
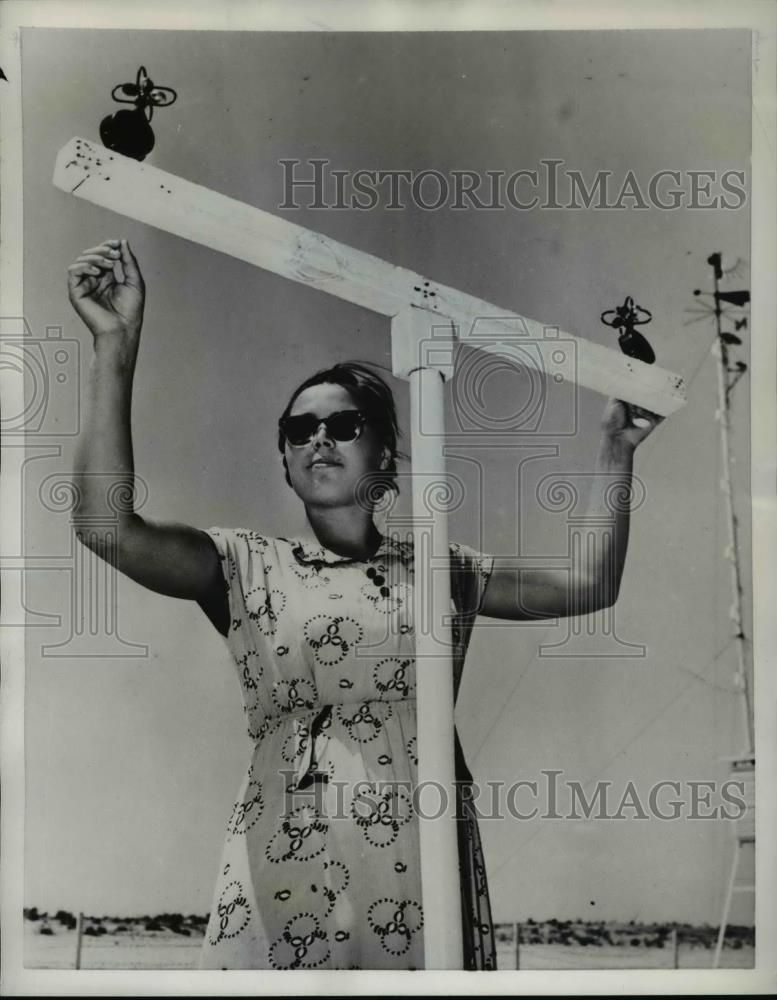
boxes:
[392,309,461,968]
[53,137,686,415]
[408,368,462,968]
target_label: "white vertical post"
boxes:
[713,844,740,968]
[392,307,461,969]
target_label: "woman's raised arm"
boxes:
[481,399,664,621]
[68,238,228,632]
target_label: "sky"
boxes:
[19,27,754,925]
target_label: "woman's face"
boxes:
[283,383,387,509]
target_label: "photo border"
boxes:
[1,1,775,995]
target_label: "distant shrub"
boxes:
[39,926,54,936]
[83,926,100,936]
[145,920,163,932]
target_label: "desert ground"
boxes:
[23,913,754,970]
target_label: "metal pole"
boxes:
[707,255,754,967]
[408,365,462,969]
[710,267,753,755]
[74,911,84,970]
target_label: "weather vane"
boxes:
[688,252,750,402]
[99,66,177,161]
[600,295,656,365]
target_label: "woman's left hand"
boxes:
[601,398,664,450]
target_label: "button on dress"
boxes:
[198,528,496,970]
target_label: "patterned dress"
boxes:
[198,528,496,970]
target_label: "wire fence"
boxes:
[24,912,754,970]
[495,921,754,970]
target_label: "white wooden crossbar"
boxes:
[53,138,686,416]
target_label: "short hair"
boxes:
[277,361,403,498]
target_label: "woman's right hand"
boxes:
[67,238,145,345]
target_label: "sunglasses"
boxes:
[280,409,367,447]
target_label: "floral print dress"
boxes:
[198,528,496,970]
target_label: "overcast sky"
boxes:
[21,27,752,925]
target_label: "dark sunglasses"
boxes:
[280,409,367,447]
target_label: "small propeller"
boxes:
[600,295,656,365]
[99,66,177,161]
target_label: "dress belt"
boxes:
[293,704,332,791]
[259,699,416,792]
[289,710,475,791]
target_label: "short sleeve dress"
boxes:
[198,528,496,970]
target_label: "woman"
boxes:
[67,237,662,970]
